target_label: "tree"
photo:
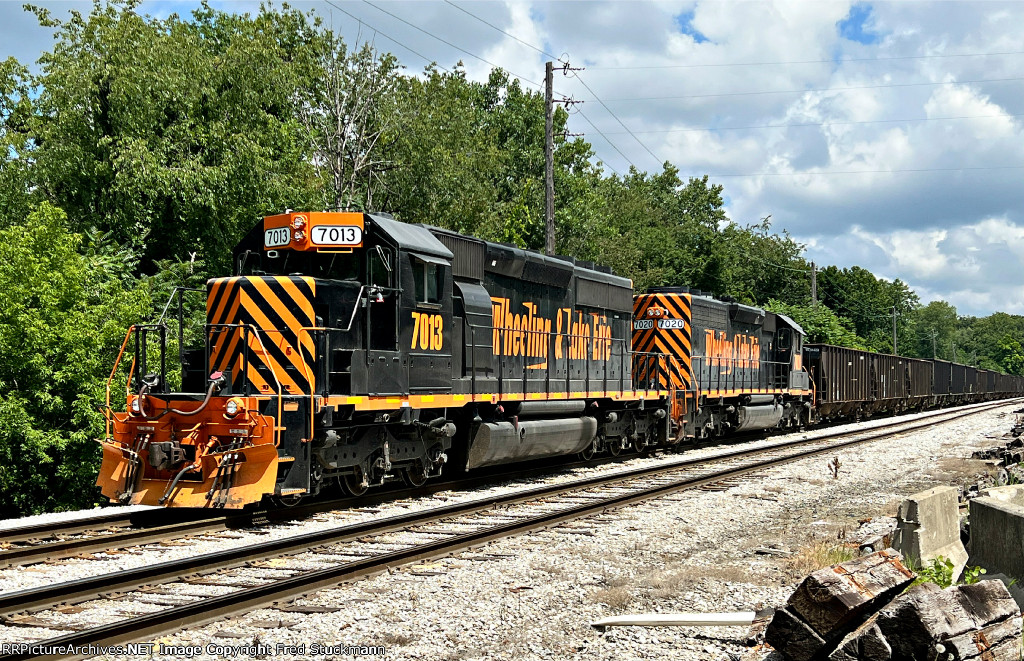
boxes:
[817,266,918,353]
[0,56,33,225]
[909,301,958,359]
[295,37,403,211]
[590,169,733,294]
[0,203,150,515]
[765,299,866,347]
[26,1,324,273]
[724,216,810,306]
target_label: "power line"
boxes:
[588,76,1024,102]
[322,0,448,71]
[574,109,629,174]
[569,72,663,168]
[596,49,1024,70]
[746,253,811,273]
[704,165,1024,178]
[604,112,1024,135]
[437,1,634,177]
[361,0,543,89]
[443,0,558,60]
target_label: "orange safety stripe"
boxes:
[239,290,311,380]
[322,389,673,412]
[247,278,315,356]
[244,332,303,394]
[273,276,316,320]
[212,295,243,373]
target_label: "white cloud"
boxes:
[4,0,1024,316]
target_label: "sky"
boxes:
[3,1,1024,317]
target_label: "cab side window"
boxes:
[412,258,443,305]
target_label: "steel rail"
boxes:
[2,398,1015,567]
[0,449,660,568]
[0,398,1015,657]
[2,399,1017,661]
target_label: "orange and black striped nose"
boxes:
[632,293,693,389]
[206,276,317,394]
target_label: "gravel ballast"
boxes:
[0,401,1017,660]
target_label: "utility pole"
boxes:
[810,262,817,305]
[891,305,898,355]
[931,331,937,359]
[544,61,555,256]
[953,342,957,363]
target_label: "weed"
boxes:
[828,456,843,479]
[788,540,857,576]
[591,586,633,610]
[909,555,987,588]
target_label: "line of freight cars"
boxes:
[804,344,1024,420]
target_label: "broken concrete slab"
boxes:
[892,485,968,579]
[969,485,1024,607]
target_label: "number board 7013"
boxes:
[310,223,363,247]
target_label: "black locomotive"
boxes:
[99,212,669,508]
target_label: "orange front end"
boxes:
[97,395,280,508]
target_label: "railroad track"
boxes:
[4,398,1015,568]
[0,451,654,569]
[0,398,1016,661]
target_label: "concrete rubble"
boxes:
[968,484,1024,608]
[762,549,1022,661]
[891,485,968,579]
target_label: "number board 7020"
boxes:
[310,224,363,247]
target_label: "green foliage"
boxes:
[0,203,151,515]
[910,556,986,589]
[910,301,958,360]
[0,56,33,224]
[765,300,866,347]
[961,565,987,584]
[912,556,957,588]
[26,1,324,273]
[818,266,919,353]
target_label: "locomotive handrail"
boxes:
[103,325,138,441]
[462,318,645,400]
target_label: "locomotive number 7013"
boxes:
[311,224,362,246]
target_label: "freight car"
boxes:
[98,211,674,508]
[804,345,1024,420]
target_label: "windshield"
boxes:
[237,250,362,281]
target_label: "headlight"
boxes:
[225,398,244,417]
[292,216,306,229]
[130,399,141,415]
[293,230,306,241]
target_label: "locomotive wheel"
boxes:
[273,493,304,507]
[402,462,429,488]
[578,442,596,461]
[608,440,621,457]
[340,467,369,497]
